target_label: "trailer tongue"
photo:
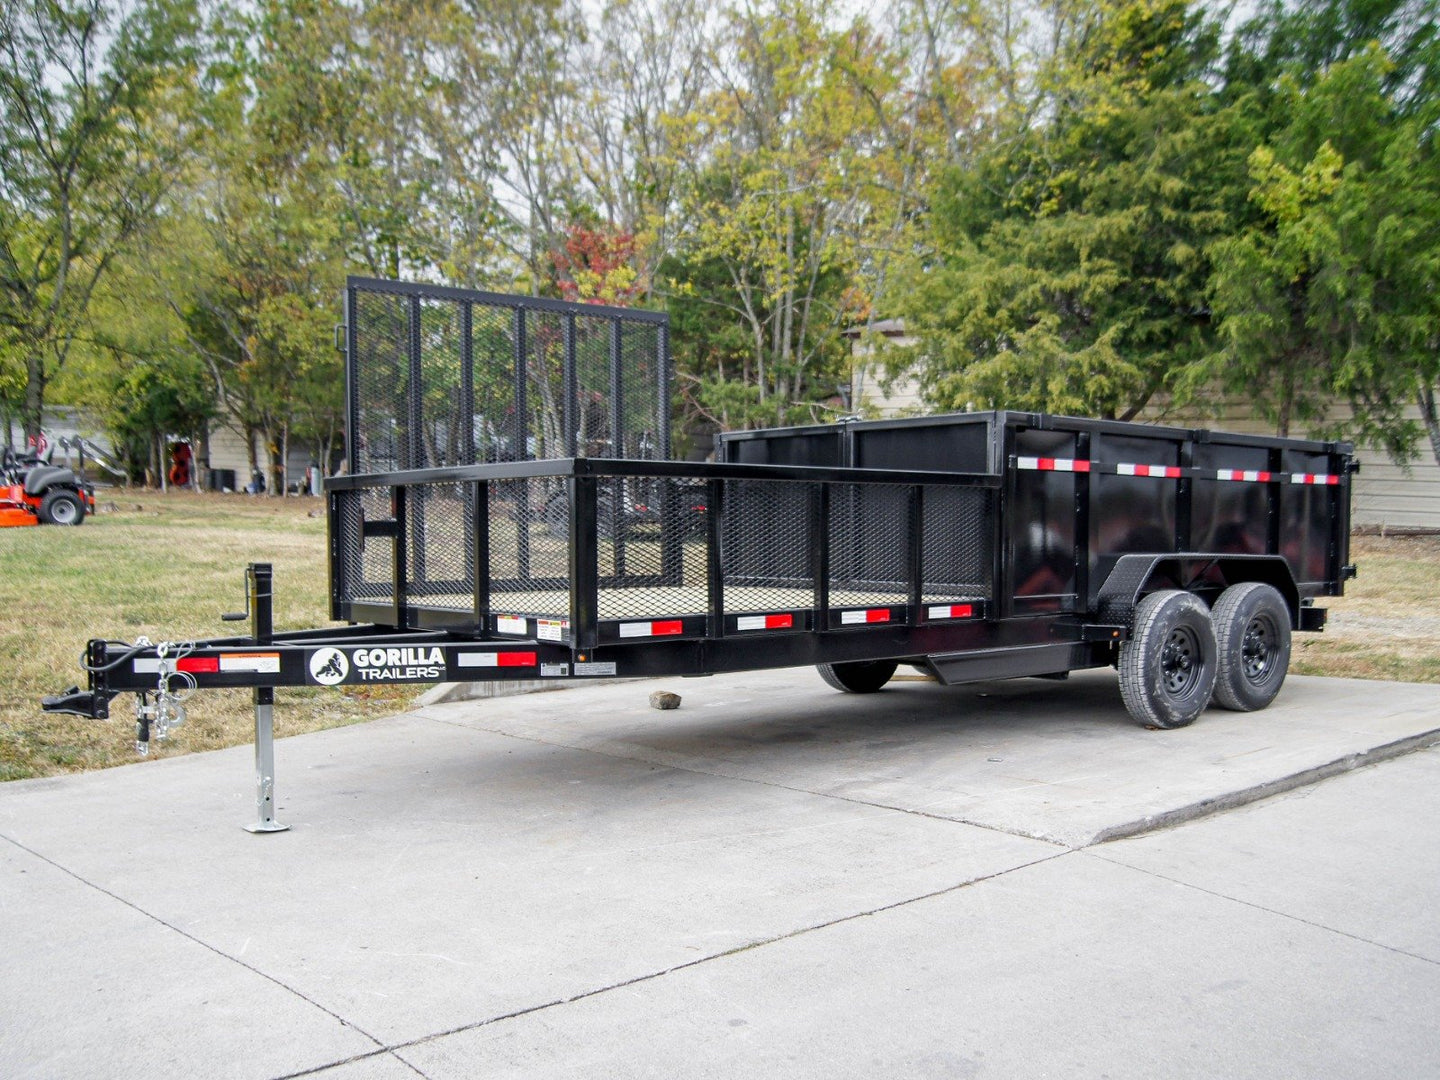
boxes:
[42,278,1357,830]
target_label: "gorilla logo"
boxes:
[309,648,349,685]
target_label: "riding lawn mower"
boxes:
[1,442,98,527]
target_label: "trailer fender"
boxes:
[1095,554,1301,628]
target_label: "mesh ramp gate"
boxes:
[344,277,670,474]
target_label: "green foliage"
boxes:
[897,0,1231,420]
[4,0,1438,479]
[0,0,201,437]
[1200,5,1440,456]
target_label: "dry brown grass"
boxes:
[1291,533,1440,683]
[1,497,1435,782]
[0,491,414,781]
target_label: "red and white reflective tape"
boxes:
[1116,462,1181,478]
[839,608,892,625]
[1016,456,1090,473]
[458,651,537,668]
[1291,472,1341,486]
[1215,469,1273,483]
[926,603,975,620]
[618,619,685,638]
[134,652,279,675]
[735,613,795,632]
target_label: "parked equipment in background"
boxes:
[1,442,97,527]
[168,441,193,488]
[42,278,1356,830]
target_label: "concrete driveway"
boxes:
[2,668,1438,1079]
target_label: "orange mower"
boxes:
[1,445,96,527]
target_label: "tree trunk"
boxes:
[23,350,46,443]
[197,421,210,492]
[280,422,290,496]
[245,423,260,493]
[153,431,165,492]
[1277,360,1294,438]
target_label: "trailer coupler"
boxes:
[41,687,117,720]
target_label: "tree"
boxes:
[154,0,346,491]
[0,0,199,440]
[896,0,1234,420]
[666,0,915,429]
[1203,0,1440,462]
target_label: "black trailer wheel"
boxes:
[38,488,85,526]
[817,659,898,694]
[1119,590,1217,729]
[1211,582,1291,711]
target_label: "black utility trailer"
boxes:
[44,278,1357,830]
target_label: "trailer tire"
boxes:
[1211,582,1291,712]
[1119,590,1217,729]
[817,659,897,694]
[39,488,84,526]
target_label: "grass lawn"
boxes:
[0,491,414,781]
[1,493,1435,781]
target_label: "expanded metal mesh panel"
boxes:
[347,281,669,474]
[573,317,611,457]
[921,486,992,600]
[618,321,663,459]
[331,466,996,635]
[523,309,569,460]
[471,304,518,464]
[414,300,465,469]
[721,478,813,611]
[595,476,705,620]
[490,476,570,617]
[829,483,909,606]
[331,489,362,603]
[351,290,410,474]
[405,482,472,599]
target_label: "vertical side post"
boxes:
[570,472,600,651]
[1267,447,1283,556]
[706,478,725,638]
[244,563,288,834]
[327,487,343,621]
[344,284,360,474]
[460,302,478,613]
[1176,435,1194,552]
[1073,431,1091,615]
[996,422,1015,619]
[473,480,490,631]
[907,485,924,621]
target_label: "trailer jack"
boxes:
[44,564,291,834]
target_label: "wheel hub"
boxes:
[1241,617,1275,681]
[1161,627,1201,696]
